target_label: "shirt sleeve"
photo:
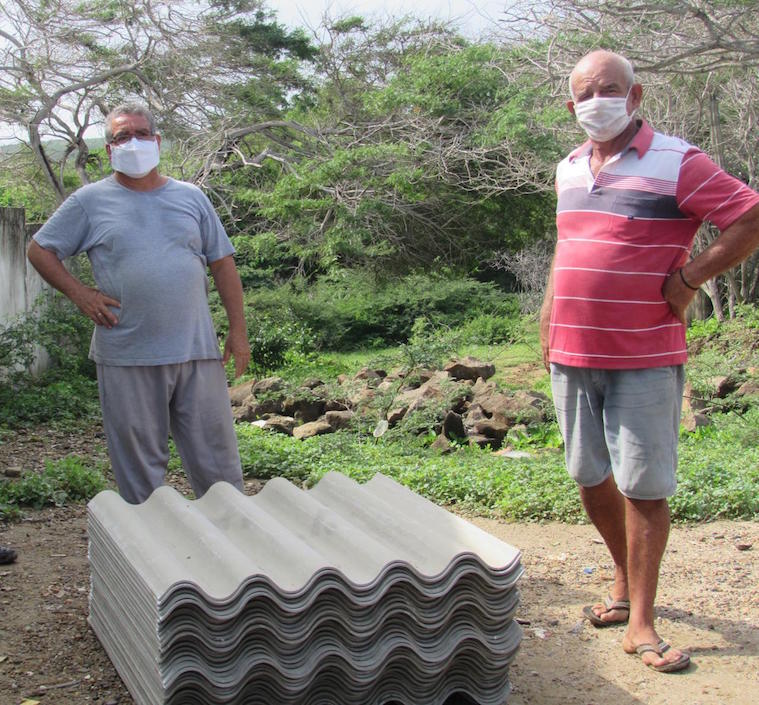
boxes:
[676,148,759,231]
[32,194,92,260]
[196,190,235,263]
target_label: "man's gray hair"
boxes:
[569,51,635,100]
[104,102,157,143]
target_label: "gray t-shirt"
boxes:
[33,176,235,366]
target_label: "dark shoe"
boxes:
[0,545,17,564]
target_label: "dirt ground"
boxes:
[0,427,757,705]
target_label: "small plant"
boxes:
[0,456,108,519]
[507,422,563,450]
[686,315,721,343]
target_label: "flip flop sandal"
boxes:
[634,641,691,673]
[582,594,630,627]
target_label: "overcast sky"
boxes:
[0,1,508,141]
[272,0,507,37]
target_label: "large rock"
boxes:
[262,415,297,435]
[468,434,496,449]
[283,395,326,423]
[472,377,497,397]
[246,396,285,418]
[228,379,256,406]
[252,376,285,395]
[350,387,376,410]
[292,421,333,440]
[464,404,490,428]
[736,379,759,398]
[233,397,285,422]
[683,382,707,412]
[468,414,510,446]
[442,411,466,440]
[232,404,255,422]
[474,389,548,426]
[354,368,385,383]
[393,372,457,410]
[386,407,408,425]
[710,375,739,398]
[324,410,355,430]
[431,433,453,454]
[300,377,326,389]
[325,399,351,412]
[445,356,495,382]
[681,407,711,432]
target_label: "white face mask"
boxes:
[573,89,634,142]
[110,137,160,178]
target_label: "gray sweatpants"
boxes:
[97,360,243,504]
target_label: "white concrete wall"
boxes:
[1,208,48,375]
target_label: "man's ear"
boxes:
[567,100,576,116]
[629,83,643,111]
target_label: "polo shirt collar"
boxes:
[568,119,654,162]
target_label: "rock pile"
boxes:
[230,356,551,450]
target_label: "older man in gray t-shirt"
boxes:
[28,102,250,504]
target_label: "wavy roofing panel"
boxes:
[88,472,523,705]
[88,472,522,602]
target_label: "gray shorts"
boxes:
[550,364,684,500]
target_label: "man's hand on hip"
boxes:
[662,269,698,324]
[72,287,121,328]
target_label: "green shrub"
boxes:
[454,313,525,346]
[242,271,520,353]
[685,307,759,401]
[1,288,99,428]
[0,455,108,519]
[234,424,584,520]
[686,315,720,343]
[0,376,100,429]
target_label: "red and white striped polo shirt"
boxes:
[550,120,759,369]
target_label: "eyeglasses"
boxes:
[109,131,156,146]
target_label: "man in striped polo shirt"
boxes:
[540,49,759,673]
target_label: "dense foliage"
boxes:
[209,270,522,372]
[0,290,99,428]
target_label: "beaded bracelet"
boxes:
[679,268,699,291]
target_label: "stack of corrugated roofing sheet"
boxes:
[88,472,523,705]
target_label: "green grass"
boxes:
[235,423,584,521]
[2,311,758,524]
[674,407,759,521]
[0,455,108,520]
[235,412,759,523]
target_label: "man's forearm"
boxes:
[681,203,759,288]
[209,256,247,332]
[27,240,87,302]
[27,241,120,327]
[209,255,250,377]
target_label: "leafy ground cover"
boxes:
[1,310,758,522]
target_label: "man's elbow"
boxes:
[27,240,43,267]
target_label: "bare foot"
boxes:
[584,595,630,626]
[622,632,690,672]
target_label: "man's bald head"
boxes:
[569,50,635,101]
